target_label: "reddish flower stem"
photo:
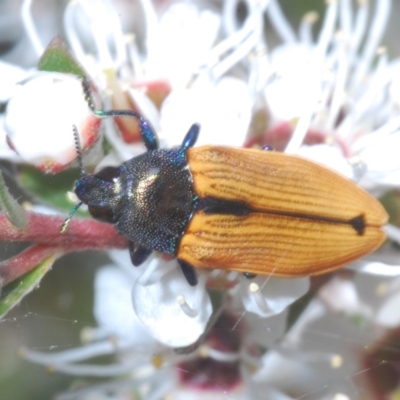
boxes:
[0,244,60,285]
[0,212,128,249]
[0,212,129,286]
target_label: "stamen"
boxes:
[326,39,349,131]
[151,354,164,369]
[330,354,343,368]
[80,327,112,343]
[299,12,319,45]
[267,0,297,44]
[38,360,150,377]
[351,0,390,91]
[207,347,240,362]
[20,337,134,365]
[138,257,174,286]
[339,0,352,37]
[316,0,338,58]
[63,2,87,71]
[177,294,198,318]
[21,0,44,57]
[56,377,150,400]
[248,282,269,314]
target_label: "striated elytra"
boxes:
[69,102,388,286]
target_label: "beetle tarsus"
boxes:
[243,272,257,279]
[181,124,200,150]
[262,145,274,151]
[129,242,152,266]
[178,259,198,286]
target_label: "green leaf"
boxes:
[0,256,54,319]
[18,165,88,216]
[38,36,85,77]
[0,171,27,229]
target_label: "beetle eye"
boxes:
[95,166,120,182]
[88,205,115,223]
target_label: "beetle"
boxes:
[64,85,388,286]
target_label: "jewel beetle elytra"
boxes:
[64,80,388,287]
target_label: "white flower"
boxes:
[22,254,308,400]
[4,72,101,172]
[253,0,400,191]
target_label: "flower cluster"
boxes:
[2,0,400,399]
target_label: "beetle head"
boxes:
[75,166,121,223]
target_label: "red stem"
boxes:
[0,212,128,249]
[0,212,129,286]
[0,244,59,285]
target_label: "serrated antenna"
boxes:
[81,77,96,112]
[60,125,86,233]
[72,125,85,177]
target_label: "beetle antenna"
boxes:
[81,77,96,112]
[60,202,83,233]
[81,76,158,151]
[72,125,85,177]
[80,76,144,121]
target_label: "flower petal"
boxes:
[160,77,252,147]
[132,258,212,347]
[5,72,101,172]
[241,276,310,317]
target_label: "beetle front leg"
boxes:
[181,124,200,150]
[178,259,198,286]
[128,241,152,266]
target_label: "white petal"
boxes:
[349,260,400,277]
[5,72,99,170]
[297,144,353,179]
[0,61,29,102]
[375,290,400,327]
[358,130,400,186]
[146,3,220,87]
[94,267,156,348]
[132,258,212,347]
[0,115,21,160]
[241,276,310,317]
[160,77,252,147]
[264,44,322,121]
[318,276,371,317]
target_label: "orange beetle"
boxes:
[66,84,388,286]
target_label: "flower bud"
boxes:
[5,72,101,173]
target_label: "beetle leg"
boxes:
[262,145,274,151]
[243,272,257,279]
[138,119,158,151]
[128,241,152,266]
[178,259,198,286]
[181,124,200,150]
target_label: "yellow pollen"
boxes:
[303,11,319,24]
[376,282,388,296]
[198,345,210,358]
[330,354,343,368]
[152,354,164,369]
[249,282,260,293]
